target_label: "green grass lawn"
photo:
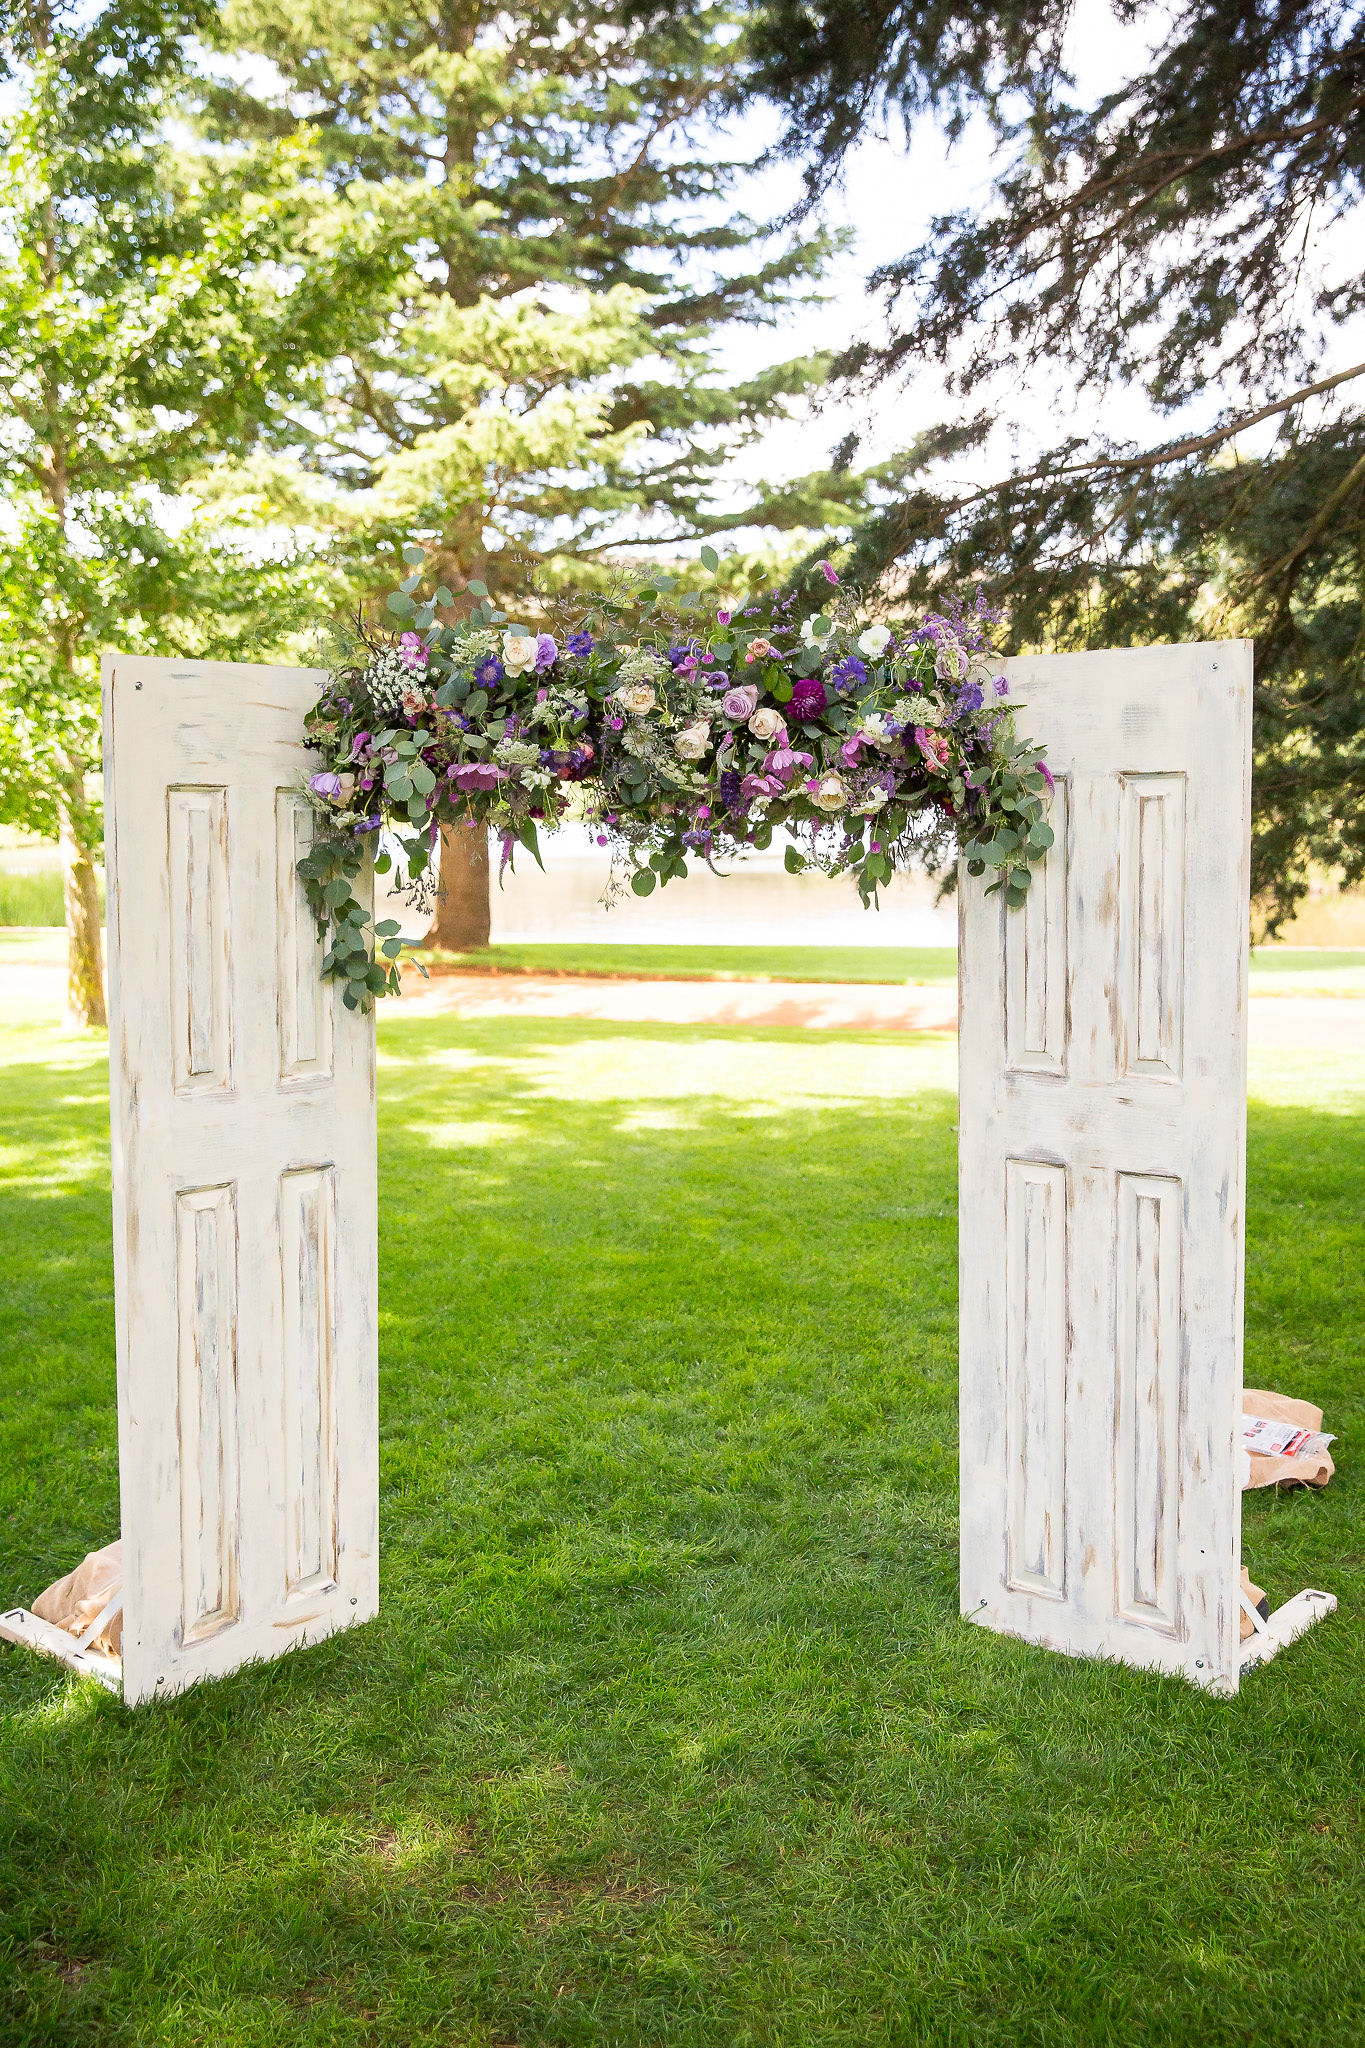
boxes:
[416,937,1365,994]
[417,941,963,984]
[0,1013,1362,2045]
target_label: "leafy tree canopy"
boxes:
[0,0,360,1016]
[717,0,1365,924]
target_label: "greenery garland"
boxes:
[299,548,1055,1007]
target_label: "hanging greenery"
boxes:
[299,548,1054,1007]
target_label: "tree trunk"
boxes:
[425,824,492,951]
[58,771,106,1029]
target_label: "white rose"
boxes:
[813,772,847,813]
[857,623,892,659]
[674,720,711,762]
[502,630,539,676]
[748,706,785,742]
[616,680,657,715]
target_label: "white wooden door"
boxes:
[103,657,379,1705]
[959,642,1252,1692]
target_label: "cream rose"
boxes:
[748,706,785,742]
[813,772,848,812]
[674,720,711,762]
[502,630,539,676]
[615,680,658,715]
[857,623,892,659]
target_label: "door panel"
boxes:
[103,657,379,1704]
[959,642,1252,1692]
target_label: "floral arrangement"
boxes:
[298,545,1055,1006]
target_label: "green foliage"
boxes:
[0,0,356,852]
[0,1011,1362,2040]
[0,862,66,925]
[736,0,1365,926]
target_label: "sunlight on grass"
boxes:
[0,1010,1361,2044]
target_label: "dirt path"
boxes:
[2,934,1360,1047]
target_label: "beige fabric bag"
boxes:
[1243,1388,1335,1490]
[1239,1566,1268,1643]
[32,1540,123,1655]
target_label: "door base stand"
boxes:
[0,1607,123,1694]
[1239,1587,1336,1676]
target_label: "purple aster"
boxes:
[830,656,867,694]
[567,630,593,657]
[788,677,828,720]
[474,655,504,687]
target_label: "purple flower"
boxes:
[310,771,344,798]
[956,678,985,715]
[816,559,839,585]
[535,632,558,672]
[830,656,866,693]
[474,655,504,687]
[351,731,372,759]
[721,683,759,721]
[567,630,593,657]
[718,768,746,813]
[716,607,732,626]
[788,677,828,720]
[995,676,1009,697]
[1037,760,1056,792]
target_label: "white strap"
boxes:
[1239,1585,1270,1638]
[74,1593,122,1652]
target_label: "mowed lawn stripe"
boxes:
[0,1015,1360,2046]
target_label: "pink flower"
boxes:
[740,769,786,800]
[765,745,813,781]
[716,608,732,626]
[398,632,427,670]
[743,637,775,664]
[817,560,839,585]
[721,683,759,721]
[913,725,951,771]
[447,762,509,791]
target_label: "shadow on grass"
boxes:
[0,1017,1361,2046]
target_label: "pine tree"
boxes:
[732,0,1365,925]
[203,0,863,942]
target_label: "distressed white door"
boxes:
[959,641,1252,1692]
[103,657,379,1705]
